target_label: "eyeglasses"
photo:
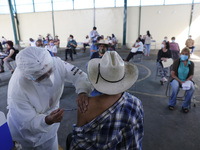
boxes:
[35,68,54,82]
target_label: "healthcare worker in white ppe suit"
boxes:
[7,47,92,150]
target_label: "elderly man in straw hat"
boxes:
[91,39,109,59]
[68,51,144,150]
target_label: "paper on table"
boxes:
[162,58,173,68]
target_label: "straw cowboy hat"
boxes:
[87,51,138,95]
[95,39,109,46]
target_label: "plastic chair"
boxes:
[165,80,196,107]
[0,111,13,149]
[151,40,156,50]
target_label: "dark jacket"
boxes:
[157,49,172,67]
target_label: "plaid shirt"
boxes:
[70,92,144,150]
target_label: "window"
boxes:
[0,0,9,14]
[194,0,200,3]
[141,0,164,6]
[14,0,33,13]
[53,0,73,11]
[116,0,124,7]
[95,0,115,8]
[34,0,52,12]
[165,0,192,5]
[128,0,140,6]
[74,0,93,9]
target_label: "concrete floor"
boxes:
[0,48,200,150]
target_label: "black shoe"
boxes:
[160,80,164,85]
[168,105,174,110]
[182,107,189,113]
[0,70,4,73]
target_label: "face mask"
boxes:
[172,40,175,43]
[99,49,105,54]
[189,37,192,39]
[50,43,54,46]
[161,44,165,48]
[165,39,168,42]
[180,55,188,61]
[107,38,110,40]
[70,39,72,41]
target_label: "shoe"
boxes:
[168,105,174,110]
[0,70,4,73]
[160,80,164,85]
[11,70,14,74]
[182,107,189,113]
[162,77,168,82]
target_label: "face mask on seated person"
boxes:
[180,55,188,61]
[50,43,54,46]
[161,44,165,48]
[99,49,105,54]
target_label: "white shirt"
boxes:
[45,45,57,54]
[135,41,143,52]
[29,41,36,47]
[1,38,7,42]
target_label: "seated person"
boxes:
[54,35,60,48]
[90,40,108,97]
[68,51,144,150]
[65,35,77,61]
[124,38,143,62]
[90,36,102,58]
[36,39,43,47]
[0,41,18,74]
[185,35,195,54]
[29,38,36,47]
[169,37,180,61]
[91,39,108,59]
[168,47,195,113]
[83,35,90,53]
[157,40,172,85]
[45,39,57,56]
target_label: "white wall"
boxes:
[0,4,199,50]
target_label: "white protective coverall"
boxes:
[7,47,92,150]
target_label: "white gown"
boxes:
[7,57,92,150]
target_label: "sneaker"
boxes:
[162,77,168,82]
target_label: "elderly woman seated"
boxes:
[67,51,144,150]
[156,40,172,85]
[168,47,195,113]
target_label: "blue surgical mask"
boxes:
[172,40,175,43]
[70,39,72,41]
[180,55,188,61]
[50,43,54,46]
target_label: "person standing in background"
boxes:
[89,27,100,43]
[144,30,152,56]
[185,35,195,54]
[169,37,180,61]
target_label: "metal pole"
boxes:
[8,0,18,45]
[51,0,55,38]
[138,0,141,37]
[33,0,35,12]
[13,0,21,41]
[73,0,74,10]
[114,0,116,7]
[93,0,95,27]
[163,0,165,5]
[123,0,127,46]
[188,0,194,36]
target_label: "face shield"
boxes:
[16,47,55,86]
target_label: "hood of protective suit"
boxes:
[16,47,53,80]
